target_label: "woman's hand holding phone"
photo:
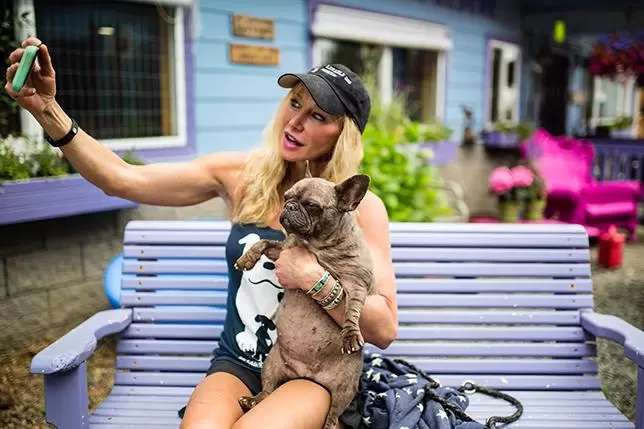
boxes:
[4,38,57,116]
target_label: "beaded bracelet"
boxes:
[316,279,341,307]
[322,286,345,311]
[315,279,344,310]
[307,270,330,298]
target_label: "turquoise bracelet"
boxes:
[307,270,330,297]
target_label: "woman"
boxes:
[5,38,399,429]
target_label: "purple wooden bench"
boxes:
[30,220,644,428]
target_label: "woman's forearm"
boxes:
[34,100,131,196]
[303,265,397,349]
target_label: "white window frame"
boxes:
[485,39,522,129]
[311,4,451,121]
[14,0,188,151]
[590,76,637,136]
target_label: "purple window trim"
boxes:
[0,6,195,226]
[122,6,197,161]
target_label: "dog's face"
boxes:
[279,174,371,237]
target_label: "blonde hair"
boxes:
[232,84,364,226]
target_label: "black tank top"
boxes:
[211,223,286,372]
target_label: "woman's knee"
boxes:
[232,379,331,429]
[180,372,251,429]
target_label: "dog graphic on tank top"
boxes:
[234,233,284,365]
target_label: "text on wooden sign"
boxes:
[232,14,275,40]
[229,44,280,66]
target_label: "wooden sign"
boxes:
[232,14,275,40]
[229,44,280,66]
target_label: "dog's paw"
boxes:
[238,396,257,413]
[341,328,364,354]
[235,252,259,271]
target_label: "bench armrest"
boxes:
[581,310,644,368]
[31,309,132,375]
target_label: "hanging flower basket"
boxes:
[588,32,644,80]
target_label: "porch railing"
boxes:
[590,138,644,184]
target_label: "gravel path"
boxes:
[1,229,643,427]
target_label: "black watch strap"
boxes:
[46,118,79,147]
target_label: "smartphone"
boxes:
[12,45,39,93]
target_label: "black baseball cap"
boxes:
[277,64,371,133]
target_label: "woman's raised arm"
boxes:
[5,38,245,207]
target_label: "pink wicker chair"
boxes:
[521,129,641,240]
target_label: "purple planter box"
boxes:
[484,131,519,148]
[610,129,633,139]
[420,141,458,165]
[0,175,138,226]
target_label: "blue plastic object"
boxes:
[103,218,227,310]
[104,253,124,309]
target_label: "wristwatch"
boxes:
[46,118,79,148]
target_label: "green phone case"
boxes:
[12,45,39,93]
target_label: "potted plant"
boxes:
[488,164,542,222]
[402,120,456,164]
[519,164,547,221]
[488,166,519,222]
[0,137,144,225]
[609,116,633,139]
[483,121,534,148]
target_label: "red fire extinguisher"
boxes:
[598,225,625,269]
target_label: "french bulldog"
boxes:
[234,171,376,429]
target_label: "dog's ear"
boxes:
[335,174,370,212]
[303,160,312,179]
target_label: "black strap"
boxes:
[393,358,524,428]
[46,118,79,147]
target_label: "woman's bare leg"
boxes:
[180,372,252,429]
[232,379,333,429]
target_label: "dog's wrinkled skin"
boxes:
[234,172,376,429]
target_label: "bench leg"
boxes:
[43,362,89,429]
[637,367,644,429]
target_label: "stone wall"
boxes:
[438,144,519,218]
[0,198,228,352]
[0,145,510,352]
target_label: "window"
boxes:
[393,48,440,123]
[590,76,637,135]
[0,2,20,136]
[314,38,383,83]
[12,0,187,151]
[311,4,451,123]
[485,39,521,128]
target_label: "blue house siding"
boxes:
[191,0,526,154]
[193,0,309,154]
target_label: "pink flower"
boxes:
[489,167,514,195]
[511,166,534,187]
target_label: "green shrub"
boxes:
[0,142,30,181]
[611,116,632,130]
[492,121,535,141]
[0,137,145,183]
[359,69,452,222]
